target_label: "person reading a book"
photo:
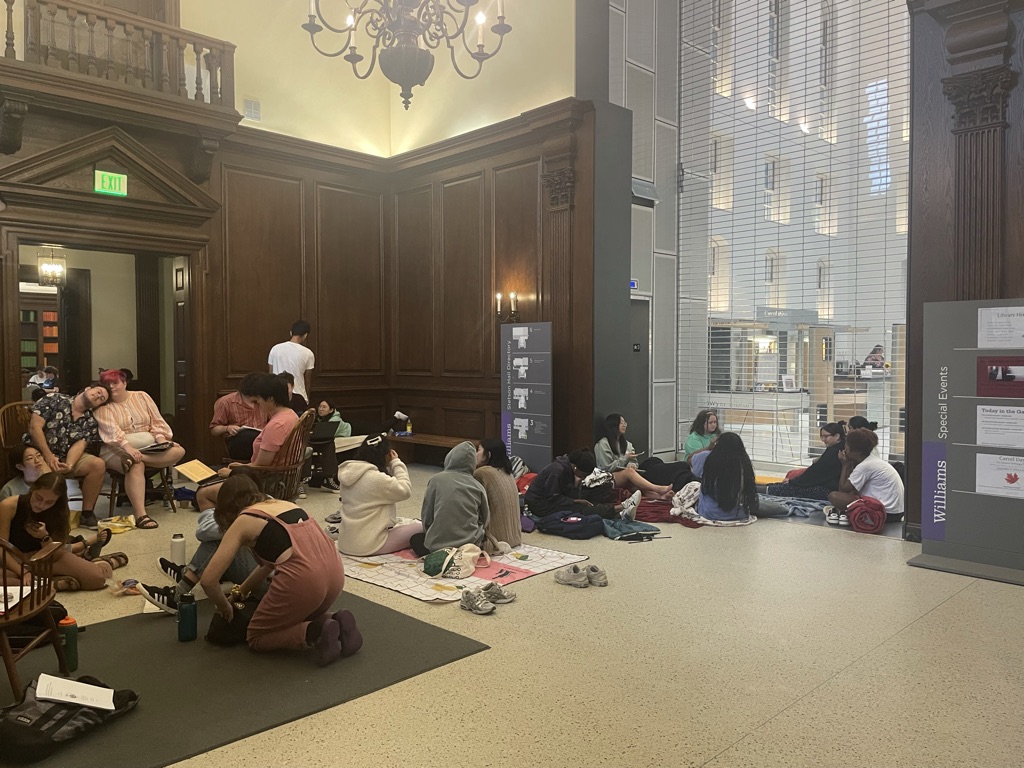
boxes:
[0,473,127,591]
[195,374,299,511]
[209,372,269,461]
[95,369,185,530]
[201,474,360,665]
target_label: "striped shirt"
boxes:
[95,391,172,448]
[210,391,269,431]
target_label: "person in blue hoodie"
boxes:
[410,441,489,556]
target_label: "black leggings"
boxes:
[308,441,338,484]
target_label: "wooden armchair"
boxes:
[0,540,68,700]
[0,402,33,486]
[243,409,316,502]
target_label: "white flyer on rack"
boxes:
[978,307,1024,349]
[975,454,1024,500]
[977,406,1024,450]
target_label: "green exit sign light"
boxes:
[94,170,127,197]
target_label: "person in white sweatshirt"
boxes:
[334,433,420,557]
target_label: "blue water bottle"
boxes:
[177,593,197,642]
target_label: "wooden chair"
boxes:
[106,465,178,517]
[244,409,316,501]
[0,540,69,700]
[0,402,33,486]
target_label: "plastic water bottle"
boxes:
[170,533,186,566]
[57,617,79,672]
[406,417,413,434]
[177,594,197,642]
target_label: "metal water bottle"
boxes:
[170,533,186,566]
[57,617,79,672]
[177,594,197,642]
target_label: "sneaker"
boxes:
[480,581,517,604]
[838,514,850,527]
[297,483,307,500]
[460,589,496,615]
[825,507,840,525]
[79,511,99,530]
[325,511,343,524]
[321,478,341,493]
[554,564,589,588]
[620,490,642,521]
[159,557,185,582]
[141,584,178,615]
[325,524,339,540]
[584,564,608,587]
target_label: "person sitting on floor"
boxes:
[23,382,111,530]
[683,409,721,460]
[826,428,905,526]
[196,373,299,511]
[524,448,641,523]
[0,473,127,591]
[765,422,847,501]
[332,433,420,557]
[140,468,271,615]
[308,399,351,493]
[95,368,186,530]
[474,438,522,549]
[410,441,489,556]
[682,433,788,521]
[200,474,360,665]
[210,372,270,462]
[593,413,674,499]
[0,445,112,560]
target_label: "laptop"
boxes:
[310,422,338,443]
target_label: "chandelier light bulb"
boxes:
[346,13,354,27]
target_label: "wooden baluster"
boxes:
[220,45,235,107]
[66,9,78,73]
[204,50,220,104]
[159,37,169,92]
[142,28,153,90]
[176,37,187,97]
[45,2,58,68]
[104,17,115,81]
[4,0,16,59]
[123,24,135,85]
[26,0,38,64]
[86,14,97,76]
[192,41,204,102]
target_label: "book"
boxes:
[139,441,173,454]
[237,425,262,434]
[37,674,115,710]
[174,459,218,484]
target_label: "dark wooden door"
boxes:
[171,256,191,448]
[59,268,92,393]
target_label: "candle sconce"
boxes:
[496,292,519,324]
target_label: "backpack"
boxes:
[848,496,886,534]
[0,676,139,763]
[534,511,605,540]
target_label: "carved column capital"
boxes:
[187,137,219,184]
[0,97,28,155]
[942,64,1017,130]
[542,168,575,211]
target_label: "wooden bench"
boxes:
[388,434,475,466]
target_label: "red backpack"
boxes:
[848,496,886,534]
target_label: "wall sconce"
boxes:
[37,248,67,287]
[496,292,519,324]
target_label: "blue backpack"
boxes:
[534,511,605,540]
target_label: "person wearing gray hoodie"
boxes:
[412,441,489,555]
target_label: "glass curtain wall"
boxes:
[679,0,910,468]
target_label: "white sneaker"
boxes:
[825,506,839,525]
[620,490,642,521]
[838,514,850,527]
[298,483,307,500]
[554,564,589,588]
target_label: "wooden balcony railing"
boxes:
[3,0,235,107]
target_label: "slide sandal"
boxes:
[135,514,159,529]
[86,528,113,560]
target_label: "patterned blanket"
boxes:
[340,543,588,603]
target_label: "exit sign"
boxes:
[94,170,127,197]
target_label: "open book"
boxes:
[174,459,219,485]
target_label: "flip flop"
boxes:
[55,575,82,592]
[134,514,159,529]
[98,551,129,570]
[85,528,113,560]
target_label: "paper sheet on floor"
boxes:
[340,543,588,602]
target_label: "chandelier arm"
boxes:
[308,34,356,58]
[349,41,381,80]
[314,0,378,35]
[446,45,484,79]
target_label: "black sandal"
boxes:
[85,528,112,560]
[98,551,129,570]
[135,514,159,529]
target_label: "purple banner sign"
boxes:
[920,441,948,541]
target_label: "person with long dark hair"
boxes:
[200,474,359,665]
[765,422,847,500]
[0,473,126,591]
[683,409,721,460]
[474,437,521,548]
[332,433,420,556]
[682,433,788,521]
[826,428,904,525]
[593,414,673,498]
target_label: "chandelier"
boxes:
[302,1,512,109]
[37,247,68,288]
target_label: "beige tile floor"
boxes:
[63,465,1024,768]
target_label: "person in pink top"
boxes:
[95,369,185,529]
